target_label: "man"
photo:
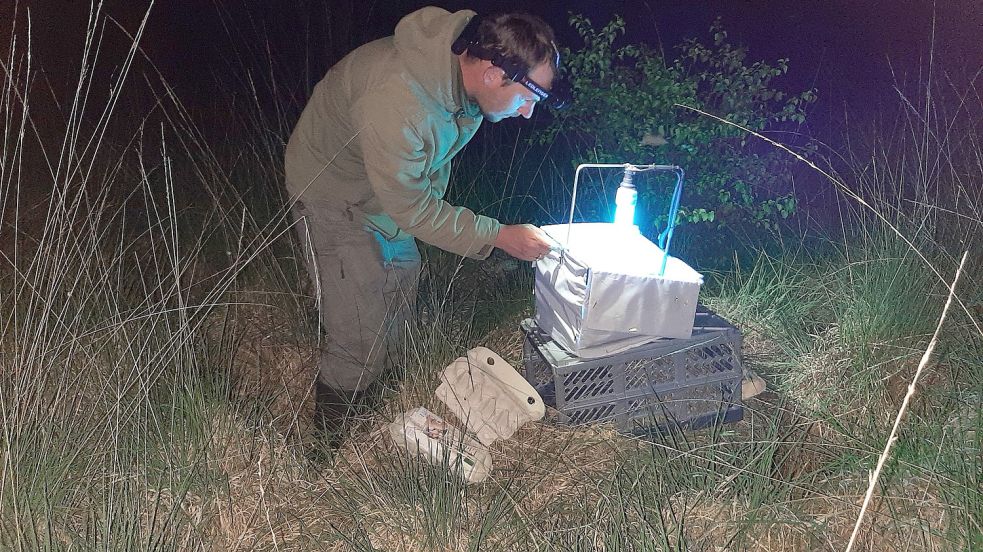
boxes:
[284,8,558,423]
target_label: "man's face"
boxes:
[478,61,555,123]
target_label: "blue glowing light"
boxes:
[613,179,638,226]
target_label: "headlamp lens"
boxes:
[516,74,569,110]
[523,78,569,109]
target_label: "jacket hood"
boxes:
[393,7,481,118]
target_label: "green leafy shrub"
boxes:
[540,15,816,244]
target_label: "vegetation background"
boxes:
[0,1,980,550]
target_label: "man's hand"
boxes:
[494,224,552,262]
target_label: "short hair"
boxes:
[469,13,558,73]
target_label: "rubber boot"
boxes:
[313,381,363,451]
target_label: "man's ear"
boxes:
[481,63,506,87]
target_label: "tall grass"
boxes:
[1,3,980,551]
[0,4,317,549]
[705,68,982,549]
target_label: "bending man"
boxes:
[284,8,557,418]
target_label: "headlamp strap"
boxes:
[451,15,482,56]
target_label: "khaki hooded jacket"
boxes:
[285,7,501,259]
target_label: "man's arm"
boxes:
[356,102,502,259]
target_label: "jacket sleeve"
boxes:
[354,100,501,259]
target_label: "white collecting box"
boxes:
[534,222,704,358]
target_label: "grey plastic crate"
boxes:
[521,306,744,433]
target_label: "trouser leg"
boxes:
[292,199,421,393]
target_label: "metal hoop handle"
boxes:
[565,163,685,277]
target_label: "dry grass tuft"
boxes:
[491,421,629,513]
[669,493,816,550]
[216,299,319,439]
[472,310,531,367]
[152,408,347,550]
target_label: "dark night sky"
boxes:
[0,0,978,237]
[5,0,982,140]
[161,1,980,107]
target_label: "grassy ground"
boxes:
[1,6,980,551]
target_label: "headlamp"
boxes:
[451,15,571,110]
